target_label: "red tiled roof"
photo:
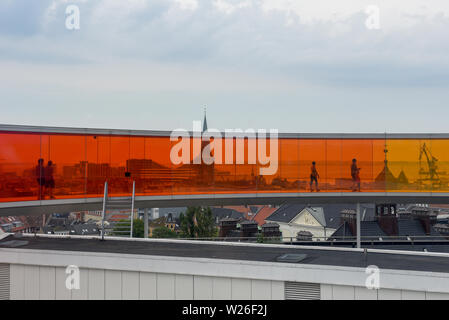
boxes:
[251,206,277,226]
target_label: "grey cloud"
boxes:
[0,0,449,88]
[0,0,54,36]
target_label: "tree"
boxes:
[152,226,178,238]
[179,207,196,238]
[179,206,216,238]
[133,219,144,238]
[112,219,144,238]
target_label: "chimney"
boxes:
[262,222,281,238]
[296,230,313,241]
[340,209,357,237]
[240,220,258,239]
[375,204,398,236]
[411,207,437,235]
[218,218,238,237]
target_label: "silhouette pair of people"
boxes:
[309,159,361,192]
[35,159,55,200]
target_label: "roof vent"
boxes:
[285,282,320,300]
[276,253,307,263]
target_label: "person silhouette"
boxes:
[351,158,361,192]
[310,161,320,192]
[45,160,55,199]
[35,158,45,200]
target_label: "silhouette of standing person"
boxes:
[351,158,361,192]
[310,161,320,192]
[35,158,45,200]
[45,160,55,199]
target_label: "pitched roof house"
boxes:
[265,203,374,241]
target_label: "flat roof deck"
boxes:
[1,235,449,274]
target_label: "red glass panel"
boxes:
[0,132,41,201]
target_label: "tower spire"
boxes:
[202,107,208,132]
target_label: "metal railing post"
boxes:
[144,208,149,238]
[356,202,361,249]
[101,181,108,241]
[130,180,135,238]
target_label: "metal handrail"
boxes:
[130,181,135,238]
[100,180,136,239]
[101,181,108,241]
[150,235,449,242]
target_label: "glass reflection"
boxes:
[2,130,449,203]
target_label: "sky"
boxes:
[0,0,449,133]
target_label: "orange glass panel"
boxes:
[429,139,449,192]
[171,137,194,195]
[257,136,279,193]
[4,130,449,204]
[144,136,173,196]
[108,136,130,196]
[326,139,341,192]
[299,139,326,192]
[128,136,146,195]
[372,139,387,192]
[214,137,237,194]
[386,139,425,192]
[197,135,216,193]
[341,139,373,192]
[41,134,86,199]
[85,134,108,197]
[0,132,41,201]
[278,138,299,192]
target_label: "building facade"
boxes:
[2,234,449,300]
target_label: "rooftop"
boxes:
[331,218,442,239]
[1,234,449,274]
[266,203,375,229]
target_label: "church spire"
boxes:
[202,107,208,132]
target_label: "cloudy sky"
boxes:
[1,0,449,133]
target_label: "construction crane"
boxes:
[418,143,446,189]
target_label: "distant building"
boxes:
[158,207,186,219]
[265,204,374,241]
[0,216,40,234]
[330,205,442,240]
[251,206,278,226]
[139,207,186,221]
[83,211,103,223]
[148,214,180,237]
[211,207,245,225]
